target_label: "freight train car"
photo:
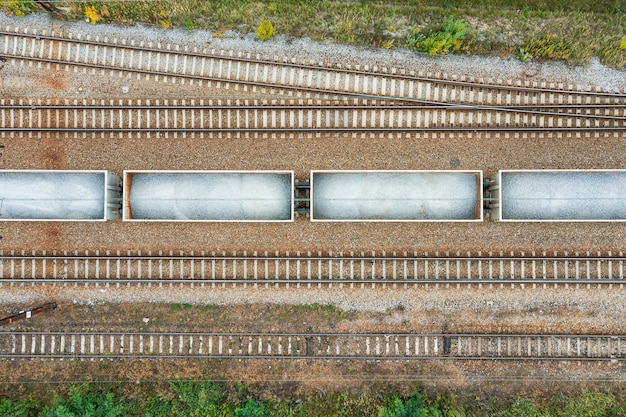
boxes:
[123,170,294,222]
[0,170,121,221]
[310,170,483,222]
[489,169,626,221]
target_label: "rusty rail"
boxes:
[0,303,57,327]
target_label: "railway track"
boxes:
[2,28,625,108]
[1,99,624,138]
[1,250,623,287]
[0,331,623,360]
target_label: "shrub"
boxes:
[234,399,266,417]
[0,398,40,417]
[256,20,277,41]
[184,17,196,31]
[84,6,102,25]
[169,380,230,416]
[559,390,622,417]
[406,17,468,56]
[379,393,427,417]
[42,385,125,417]
[4,0,35,17]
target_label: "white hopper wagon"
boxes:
[489,169,626,221]
[0,170,121,221]
[123,170,294,222]
[310,170,483,222]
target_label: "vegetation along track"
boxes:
[0,331,624,361]
[1,250,624,287]
[2,28,626,108]
[1,99,624,138]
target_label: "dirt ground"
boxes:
[0,353,624,404]
[3,302,626,335]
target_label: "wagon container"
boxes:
[123,170,294,222]
[0,170,120,221]
[310,170,483,222]
[490,169,626,221]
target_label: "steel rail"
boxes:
[1,279,625,285]
[0,331,624,360]
[2,103,624,121]
[3,253,624,261]
[2,30,624,98]
[3,127,623,132]
[2,103,625,109]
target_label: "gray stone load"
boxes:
[311,171,482,221]
[126,172,293,221]
[0,171,115,221]
[500,171,626,221]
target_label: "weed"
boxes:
[379,393,429,417]
[43,384,126,416]
[212,26,230,39]
[84,6,102,25]
[381,39,396,49]
[169,380,229,416]
[406,17,469,56]
[518,47,533,63]
[159,18,172,29]
[4,0,35,17]
[522,35,572,61]
[184,17,196,31]
[620,37,626,51]
[0,398,39,417]
[332,10,358,44]
[169,303,192,311]
[256,19,277,40]
[234,399,265,417]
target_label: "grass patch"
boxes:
[25,0,620,68]
[169,303,193,312]
[292,303,353,325]
[3,383,626,416]
[521,35,572,62]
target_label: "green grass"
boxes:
[3,383,626,417]
[17,0,619,68]
[406,17,469,56]
[292,303,354,325]
[169,303,193,312]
